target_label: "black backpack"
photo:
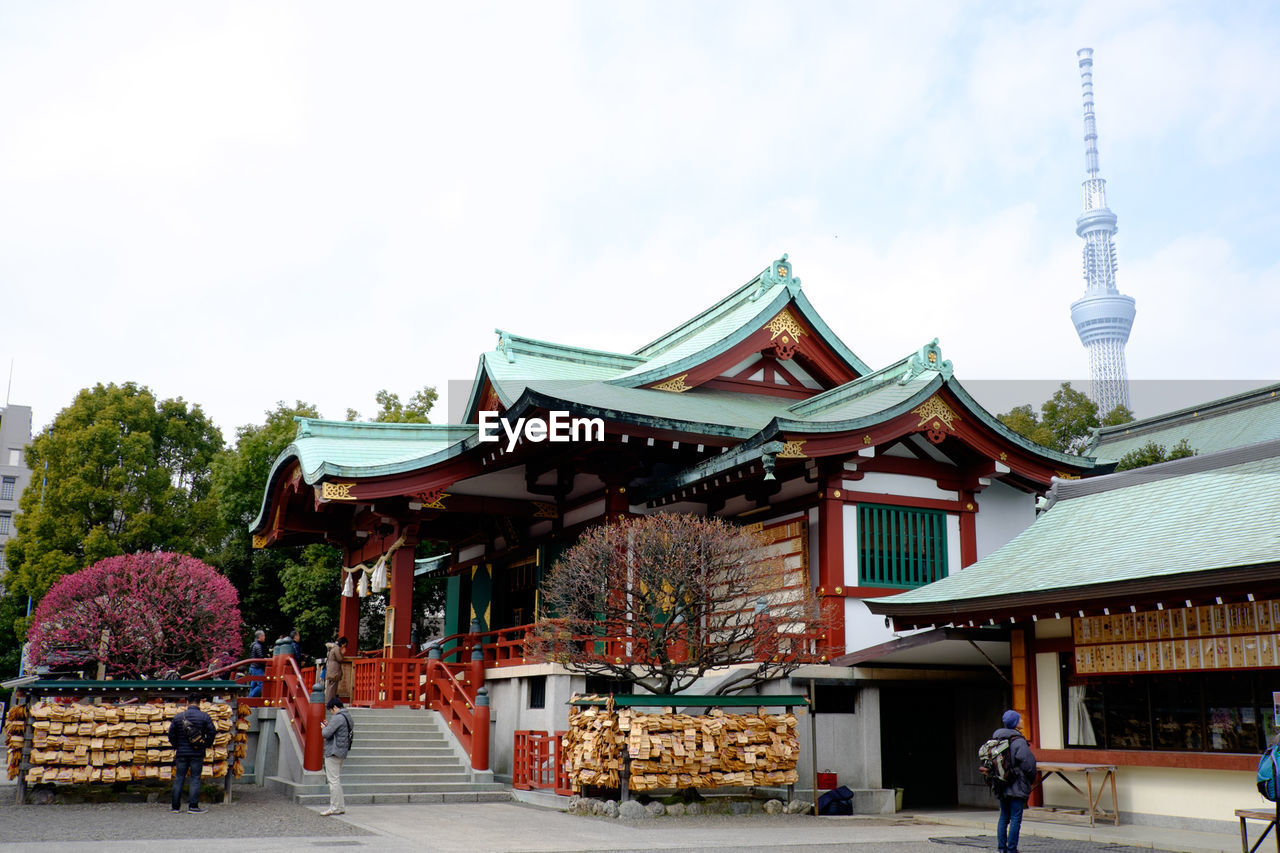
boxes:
[978,736,1015,794]
[818,785,854,815]
[182,709,209,749]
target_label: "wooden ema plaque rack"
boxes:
[3,679,249,805]
[566,694,809,803]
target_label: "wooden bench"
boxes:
[1236,808,1280,853]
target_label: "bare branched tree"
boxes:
[526,514,829,695]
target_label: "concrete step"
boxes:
[331,772,474,785]
[273,778,507,796]
[295,790,513,806]
[345,742,455,753]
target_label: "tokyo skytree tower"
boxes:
[1070,48,1135,416]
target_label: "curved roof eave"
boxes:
[461,356,496,423]
[249,421,479,533]
[944,379,1094,469]
[609,288,794,388]
[503,387,760,441]
[772,375,948,435]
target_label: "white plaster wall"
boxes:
[761,678,882,794]
[842,504,859,588]
[845,471,957,501]
[844,598,898,654]
[974,480,1036,561]
[482,665,578,782]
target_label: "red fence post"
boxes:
[469,643,486,692]
[472,687,490,771]
[304,670,325,772]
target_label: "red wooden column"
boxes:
[387,546,415,654]
[817,468,845,656]
[959,491,979,568]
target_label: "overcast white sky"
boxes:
[3,1,1278,441]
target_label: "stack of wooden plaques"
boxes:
[563,704,800,793]
[4,700,248,784]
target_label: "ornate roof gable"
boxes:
[608,255,870,395]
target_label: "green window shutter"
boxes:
[857,504,948,589]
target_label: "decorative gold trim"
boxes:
[767,308,807,342]
[321,482,356,501]
[1055,471,1081,480]
[777,439,807,459]
[999,452,1008,461]
[863,434,873,445]
[252,533,269,549]
[912,396,960,431]
[531,501,558,519]
[653,374,692,393]
[412,489,450,510]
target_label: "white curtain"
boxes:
[1068,684,1098,746]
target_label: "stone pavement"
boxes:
[0,782,1253,853]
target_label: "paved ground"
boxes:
[0,784,1239,853]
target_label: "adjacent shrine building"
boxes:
[251,256,1091,797]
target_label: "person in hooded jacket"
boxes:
[991,709,1037,853]
[167,702,217,813]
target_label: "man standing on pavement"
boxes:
[168,701,217,813]
[247,629,267,698]
[992,709,1037,853]
[321,697,354,816]
[324,636,347,703]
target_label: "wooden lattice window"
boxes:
[857,504,948,589]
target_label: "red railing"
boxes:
[351,657,428,708]
[513,730,570,795]
[184,653,324,772]
[421,656,489,770]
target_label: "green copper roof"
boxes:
[610,257,870,387]
[1089,381,1280,463]
[874,440,1280,608]
[287,418,476,480]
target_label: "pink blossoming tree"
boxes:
[27,552,242,678]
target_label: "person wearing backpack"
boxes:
[167,701,217,813]
[988,709,1037,853]
[320,696,354,816]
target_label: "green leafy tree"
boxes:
[998,382,1133,455]
[346,387,438,423]
[0,382,222,680]
[4,382,223,603]
[1114,438,1196,472]
[208,401,338,650]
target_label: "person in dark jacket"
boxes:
[168,702,217,813]
[991,709,1037,853]
[320,697,354,815]
[290,629,305,672]
[247,629,267,698]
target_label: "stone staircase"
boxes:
[266,707,510,806]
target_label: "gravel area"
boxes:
[0,782,373,843]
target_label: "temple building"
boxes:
[870,384,1280,830]
[251,256,1091,804]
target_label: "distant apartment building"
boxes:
[0,404,33,576]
